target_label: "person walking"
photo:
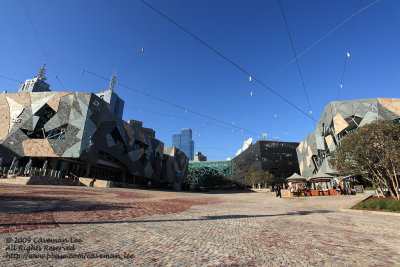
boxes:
[276,185,282,198]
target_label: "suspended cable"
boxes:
[0,53,44,62]
[278,0,315,127]
[21,0,45,55]
[125,104,235,131]
[138,0,315,122]
[193,90,252,138]
[0,75,23,84]
[119,0,180,80]
[21,0,67,91]
[45,55,262,136]
[81,70,263,136]
[337,0,364,100]
[270,0,382,80]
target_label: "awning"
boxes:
[285,173,307,183]
[307,171,334,183]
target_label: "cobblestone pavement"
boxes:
[0,184,399,266]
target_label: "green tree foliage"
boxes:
[244,167,274,189]
[329,120,400,200]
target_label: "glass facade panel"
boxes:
[172,129,194,160]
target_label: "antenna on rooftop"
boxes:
[37,62,47,81]
[108,69,117,92]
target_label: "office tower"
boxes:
[172,128,194,160]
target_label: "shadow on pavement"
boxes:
[0,210,332,227]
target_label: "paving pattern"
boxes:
[1,184,400,266]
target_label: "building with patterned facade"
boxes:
[297,98,400,178]
[0,66,188,187]
[187,160,231,187]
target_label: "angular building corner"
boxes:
[0,68,189,187]
[297,98,400,178]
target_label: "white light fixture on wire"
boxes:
[249,75,252,82]
[346,51,350,58]
[340,83,343,88]
[141,46,144,53]
[250,90,253,96]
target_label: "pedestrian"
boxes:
[275,185,281,198]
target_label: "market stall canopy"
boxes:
[285,173,307,183]
[307,171,334,183]
[339,175,353,181]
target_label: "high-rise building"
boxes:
[18,63,51,93]
[193,151,207,162]
[95,73,125,119]
[231,140,300,185]
[172,128,194,160]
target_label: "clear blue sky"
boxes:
[1,0,399,160]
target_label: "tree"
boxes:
[258,170,274,188]
[329,120,400,200]
[244,167,259,189]
[244,167,274,189]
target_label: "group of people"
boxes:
[289,183,310,194]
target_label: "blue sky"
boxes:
[0,0,399,160]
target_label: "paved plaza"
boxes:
[0,184,399,266]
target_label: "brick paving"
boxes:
[0,184,399,266]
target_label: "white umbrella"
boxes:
[24,159,32,173]
[42,160,48,170]
[9,157,16,169]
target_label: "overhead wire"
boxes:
[269,0,383,80]
[192,90,253,138]
[44,54,263,137]
[0,75,23,84]
[21,0,67,91]
[124,104,237,131]
[119,0,180,80]
[192,0,382,141]
[277,0,315,127]
[138,0,316,122]
[0,53,44,62]
[337,0,364,100]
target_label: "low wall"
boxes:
[79,178,113,188]
[0,176,80,186]
[0,175,114,188]
[0,176,30,185]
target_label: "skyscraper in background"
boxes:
[172,128,194,160]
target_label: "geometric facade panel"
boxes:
[0,90,188,186]
[297,98,400,177]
